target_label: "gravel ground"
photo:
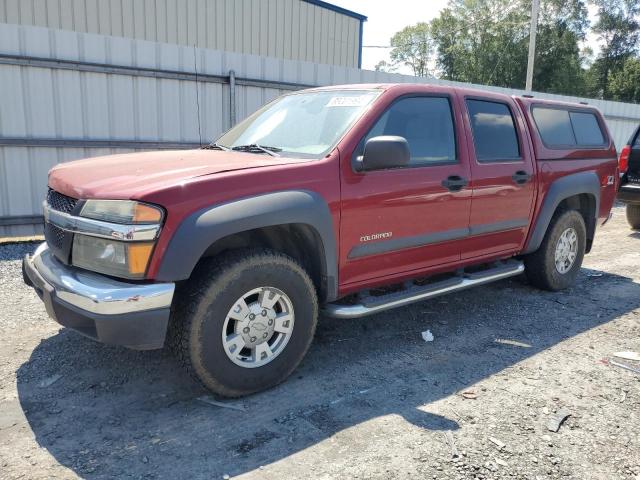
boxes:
[0,204,639,480]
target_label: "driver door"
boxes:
[339,93,472,289]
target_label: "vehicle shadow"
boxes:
[16,268,640,478]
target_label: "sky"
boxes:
[330,0,602,75]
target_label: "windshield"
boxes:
[215,89,381,158]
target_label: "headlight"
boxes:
[80,200,163,224]
[71,200,163,279]
[72,236,155,279]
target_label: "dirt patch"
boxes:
[0,205,639,479]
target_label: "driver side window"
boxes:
[357,96,457,167]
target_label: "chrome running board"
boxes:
[323,260,524,319]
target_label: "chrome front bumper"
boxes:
[23,243,175,350]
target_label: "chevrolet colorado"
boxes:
[23,84,619,397]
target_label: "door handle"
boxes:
[441,175,468,192]
[512,170,531,185]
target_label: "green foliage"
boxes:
[381,0,640,101]
[374,60,396,72]
[609,57,640,102]
[532,0,589,95]
[428,0,589,94]
[589,0,640,99]
[430,0,530,88]
[388,23,434,76]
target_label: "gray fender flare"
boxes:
[155,190,338,300]
[523,171,600,254]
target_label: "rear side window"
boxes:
[570,112,604,145]
[532,107,606,148]
[466,99,520,162]
[531,108,575,145]
[362,96,457,166]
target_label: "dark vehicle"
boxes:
[23,84,619,397]
[617,124,640,229]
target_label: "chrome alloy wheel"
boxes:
[554,227,578,274]
[222,287,295,368]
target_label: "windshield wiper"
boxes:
[231,144,282,157]
[201,143,230,151]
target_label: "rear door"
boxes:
[460,95,536,259]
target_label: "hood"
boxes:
[48,149,305,199]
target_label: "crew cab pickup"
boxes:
[23,84,619,397]
[617,123,640,229]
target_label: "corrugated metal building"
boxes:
[2,6,640,237]
[0,0,366,68]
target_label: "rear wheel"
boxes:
[169,249,318,397]
[626,204,640,230]
[524,209,586,291]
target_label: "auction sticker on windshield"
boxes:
[327,96,373,107]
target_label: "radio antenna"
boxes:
[193,45,203,147]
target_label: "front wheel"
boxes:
[524,209,586,291]
[169,249,318,397]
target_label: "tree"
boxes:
[374,60,396,72]
[589,0,640,99]
[429,0,589,94]
[609,56,640,102]
[430,0,531,88]
[388,23,434,76]
[382,0,640,99]
[532,0,589,95]
[429,8,467,81]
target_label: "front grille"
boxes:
[45,188,78,264]
[47,188,78,214]
[45,222,66,250]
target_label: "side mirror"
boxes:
[356,136,411,172]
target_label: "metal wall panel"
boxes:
[0,0,364,67]
[0,145,138,236]
[1,21,639,236]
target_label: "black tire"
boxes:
[168,249,318,397]
[626,204,640,230]
[524,209,586,291]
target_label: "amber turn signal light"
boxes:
[133,203,163,223]
[128,243,155,275]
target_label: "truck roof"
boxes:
[308,83,614,161]
[308,83,602,112]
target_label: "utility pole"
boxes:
[525,0,540,91]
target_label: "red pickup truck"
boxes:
[23,84,619,397]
